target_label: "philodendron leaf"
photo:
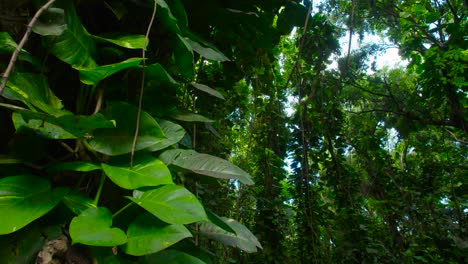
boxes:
[88,101,166,156]
[200,217,262,253]
[70,207,127,246]
[159,149,254,185]
[3,72,67,116]
[142,250,206,264]
[130,185,207,225]
[13,113,76,139]
[123,213,192,256]
[45,0,97,69]
[191,83,225,100]
[146,119,186,152]
[79,58,143,85]
[206,210,235,234]
[63,190,97,215]
[102,155,173,190]
[32,7,67,36]
[0,175,68,235]
[94,34,147,49]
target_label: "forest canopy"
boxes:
[0,0,466,263]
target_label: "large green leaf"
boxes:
[63,190,97,215]
[3,72,67,116]
[45,0,97,69]
[145,63,178,88]
[69,207,127,246]
[146,119,186,152]
[200,217,262,253]
[79,58,143,85]
[122,213,192,256]
[130,185,207,224]
[159,149,254,185]
[7,106,114,139]
[191,83,225,100]
[102,155,173,190]
[32,7,67,36]
[0,175,68,235]
[142,250,206,264]
[94,34,147,49]
[88,101,166,155]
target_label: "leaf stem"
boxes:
[93,172,106,206]
[112,202,134,218]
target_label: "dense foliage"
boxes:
[0,0,466,263]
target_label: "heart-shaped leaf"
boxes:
[102,155,173,190]
[159,149,254,185]
[123,213,192,256]
[146,119,186,152]
[88,101,166,156]
[70,207,127,246]
[200,217,262,253]
[130,185,207,225]
[45,0,97,69]
[0,175,68,235]
[79,58,143,85]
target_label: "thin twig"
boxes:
[283,1,313,89]
[345,0,356,67]
[0,0,57,95]
[130,0,158,167]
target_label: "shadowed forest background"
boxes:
[0,0,466,263]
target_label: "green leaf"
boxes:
[206,211,235,234]
[63,190,97,215]
[159,149,254,185]
[146,119,186,152]
[8,108,114,139]
[94,34,147,49]
[48,161,101,173]
[146,63,178,88]
[172,113,214,122]
[130,185,207,225]
[69,207,127,246]
[32,7,67,36]
[157,0,181,34]
[200,217,262,253]
[191,83,225,100]
[88,101,166,156]
[102,155,173,190]
[45,0,97,69]
[0,175,68,235]
[185,38,229,62]
[79,58,143,85]
[123,213,192,256]
[142,249,206,264]
[3,72,67,116]
[174,35,194,78]
[0,32,40,66]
